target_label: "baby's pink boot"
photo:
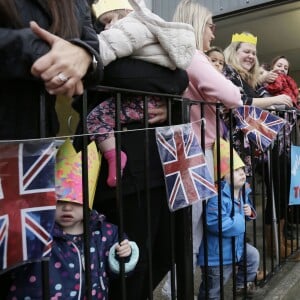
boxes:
[104,149,127,187]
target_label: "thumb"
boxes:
[30,21,58,45]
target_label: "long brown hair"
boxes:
[271,55,290,74]
[0,0,79,38]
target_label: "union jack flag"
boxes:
[234,106,286,152]
[0,141,56,272]
[156,124,217,212]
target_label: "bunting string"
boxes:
[0,118,206,144]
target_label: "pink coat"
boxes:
[183,51,242,149]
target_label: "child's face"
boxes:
[207,51,225,72]
[259,66,269,78]
[55,201,84,235]
[99,10,129,30]
[100,12,120,29]
[272,58,289,75]
[223,167,246,188]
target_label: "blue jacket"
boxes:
[198,181,256,267]
[7,210,138,299]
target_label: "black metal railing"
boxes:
[77,86,300,300]
[1,85,300,300]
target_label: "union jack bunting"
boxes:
[234,106,286,152]
[156,124,217,212]
[0,141,56,272]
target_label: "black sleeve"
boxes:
[73,0,103,86]
[72,57,189,140]
[103,57,189,95]
[73,58,188,202]
[0,27,50,79]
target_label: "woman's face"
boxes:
[272,57,289,75]
[203,18,215,51]
[236,43,257,71]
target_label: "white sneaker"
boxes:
[161,281,173,299]
[161,271,177,299]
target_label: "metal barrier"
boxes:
[78,86,195,300]
[1,86,300,300]
[78,86,300,300]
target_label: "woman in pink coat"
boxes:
[173,0,242,159]
[173,0,242,244]
[161,1,243,298]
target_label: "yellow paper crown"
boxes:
[92,0,133,19]
[55,139,101,209]
[231,33,257,45]
[213,138,245,181]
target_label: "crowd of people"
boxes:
[0,0,299,299]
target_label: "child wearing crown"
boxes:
[6,139,139,299]
[197,139,259,299]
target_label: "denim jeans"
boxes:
[198,243,260,300]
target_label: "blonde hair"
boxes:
[172,0,212,51]
[223,32,260,88]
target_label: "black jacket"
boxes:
[0,0,102,139]
[72,57,189,201]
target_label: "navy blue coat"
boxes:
[7,210,138,299]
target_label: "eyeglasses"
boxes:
[207,22,216,34]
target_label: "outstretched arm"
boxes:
[252,94,293,108]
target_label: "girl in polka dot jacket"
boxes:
[7,206,139,300]
[6,140,139,299]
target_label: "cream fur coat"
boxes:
[98,0,196,70]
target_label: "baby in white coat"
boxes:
[87,0,196,187]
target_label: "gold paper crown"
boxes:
[231,33,257,45]
[92,0,133,19]
[55,139,101,209]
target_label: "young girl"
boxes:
[206,46,225,73]
[256,63,272,98]
[87,0,196,187]
[7,140,139,299]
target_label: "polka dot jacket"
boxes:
[7,210,130,299]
